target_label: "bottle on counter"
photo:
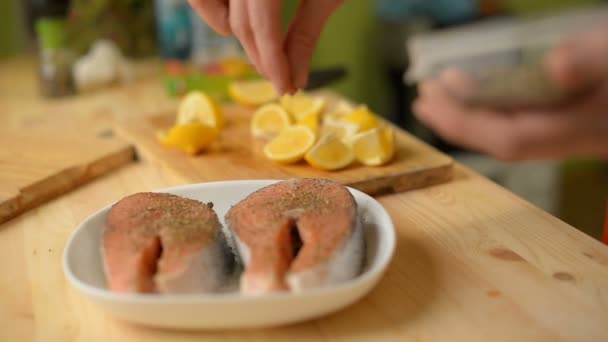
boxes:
[154,0,192,61]
[154,0,242,63]
[189,8,242,66]
[31,0,75,97]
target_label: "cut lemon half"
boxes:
[263,126,316,163]
[352,126,395,166]
[343,105,379,133]
[251,103,292,138]
[177,91,224,129]
[158,123,219,155]
[305,134,355,171]
[228,79,278,107]
[280,91,326,121]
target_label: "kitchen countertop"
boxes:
[2,57,608,341]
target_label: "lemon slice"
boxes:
[352,126,395,166]
[343,105,379,133]
[263,126,316,163]
[251,103,293,138]
[305,134,355,171]
[280,91,326,121]
[296,112,320,134]
[158,123,219,155]
[228,79,278,106]
[177,91,224,129]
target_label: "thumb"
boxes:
[545,23,608,92]
[285,0,344,89]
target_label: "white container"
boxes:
[63,180,396,329]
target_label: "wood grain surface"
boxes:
[0,128,135,223]
[2,58,608,342]
[3,162,608,341]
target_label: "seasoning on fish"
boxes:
[225,179,364,295]
[102,192,235,294]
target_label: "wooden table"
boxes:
[2,57,608,342]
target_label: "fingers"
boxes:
[413,80,590,160]
[248,0,293,94]
[545,23,608,92]
[285,0,344,89]
[188,0,231,35]
[191,0,342,94]
[229,0,262,74]
[415,81,516,158]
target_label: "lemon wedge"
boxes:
[324,100,354,123]
[305,134,355,171]
[251,103,292,138]
[320,120,360,143]
[296,112,320,134]
[351,126,395,166]
[280,91,326,121]
[343,105,379,133]
[228,79,278,106]
[263,126,316,163]
[158,123,219,155]
[177,91,224,129]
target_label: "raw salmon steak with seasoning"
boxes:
[103,192,235,294]
[225,179,364,294]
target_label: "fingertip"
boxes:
[286,86,298,95]
[269,79,292,96]
[267,71,292,96]
[254,61,265,78]
[295,75,308,90]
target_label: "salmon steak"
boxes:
[103,192,234,294]
[225,179,364,295]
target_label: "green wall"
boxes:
[0,0,26,57]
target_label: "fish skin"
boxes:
[103,192,235,294]
[225,179,364,295]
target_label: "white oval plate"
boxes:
[63,180,395,329]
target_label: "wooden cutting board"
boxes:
[0,128,135,223]
[117,102,453,196]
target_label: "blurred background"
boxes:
[1,0,607,240]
